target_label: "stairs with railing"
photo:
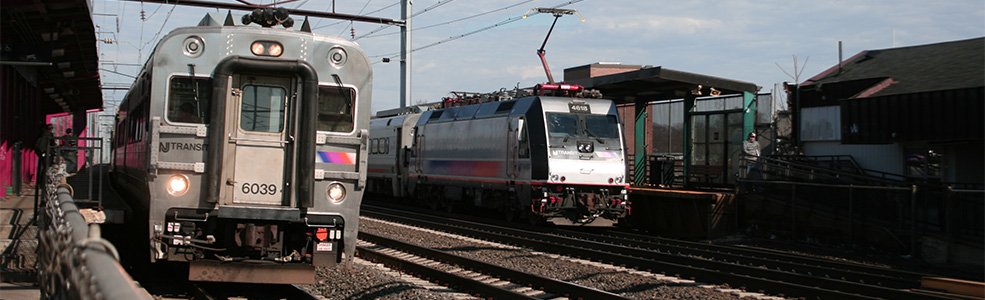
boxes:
[740,155,983,262]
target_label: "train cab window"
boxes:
[584,115,620,139]
[317,86,355,133]
[167,77,212,124]
[240,85,287,133]
[547,113,579,138]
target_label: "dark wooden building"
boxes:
[790,37,984,184]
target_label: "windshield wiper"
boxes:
[583,128,605,144]
[562,126,579,143]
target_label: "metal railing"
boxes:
[737,157,984,254]
[36,163,150,299]
[51,137,106,206]
[628,154,684,188]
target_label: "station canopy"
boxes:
[565,63,759,103]
[1,0,103,114]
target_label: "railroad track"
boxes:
[356,232,630,300]
[129,261,319,300]
[558,228,927,288]
[191,282,320,300]
[362,204,960,300]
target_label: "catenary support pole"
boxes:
[400,0,412,108]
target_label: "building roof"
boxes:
[565,63,759,103]
[803,37,985,98]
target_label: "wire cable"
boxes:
[370,0,583,61]
[341,0,459,40]
[356,0,532,40]
[313,1,400,30]
[338,0,375,37]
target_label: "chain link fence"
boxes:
[36,164,150,300]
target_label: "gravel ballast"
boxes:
[353,217,762,300]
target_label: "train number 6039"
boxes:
[242,183,278,195]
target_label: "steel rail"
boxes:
[358,232,631,300]
[553,228,926,289]
[362,205,954,300]
[192,282,320,300]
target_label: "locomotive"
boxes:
[110,10,371,284]
[368,87,630,226]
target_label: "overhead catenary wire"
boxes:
[356,0,534,40]
[313,1,400,30]
[337,0,375,37]
[140,4,179,51]
[370,0,584,62]
[353,0,457,39]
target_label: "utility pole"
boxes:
[400,0,412,108]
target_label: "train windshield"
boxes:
[547,113,579,137]
[240,85,287,132]
[167,76,212,124]
[317,86,356,133]
[584,115,620,139]
[547,113,620,139]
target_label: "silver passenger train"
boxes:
[368,90,630,226]
[110,10,371,284]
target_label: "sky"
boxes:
[92,0,985,114]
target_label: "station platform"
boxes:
[625,186,736,239]
[0,281,40,300]
[1,184,41,299]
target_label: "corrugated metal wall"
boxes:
[841,87,984,144]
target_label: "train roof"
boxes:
[416,96,616,125]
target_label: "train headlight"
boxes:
[326,182,346,204]
[268,43,283,56]
[166,174,190,196]
[182,36,205,58]
[251,43,265,55]
[251,41,284,57]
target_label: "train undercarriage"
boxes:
[150,211,346,284]
[407,182,629,227]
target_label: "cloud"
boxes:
[95,0,985,113]
[598,16,725,36]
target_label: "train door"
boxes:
[228,74,294,206]
[507,116,523,180]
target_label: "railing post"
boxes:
[910,184,917,255]
[12,141,22,195]
[848,185,854,245]
[791,184,797,239]
[945,186,953,244]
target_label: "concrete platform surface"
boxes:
[0,281,40,300]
